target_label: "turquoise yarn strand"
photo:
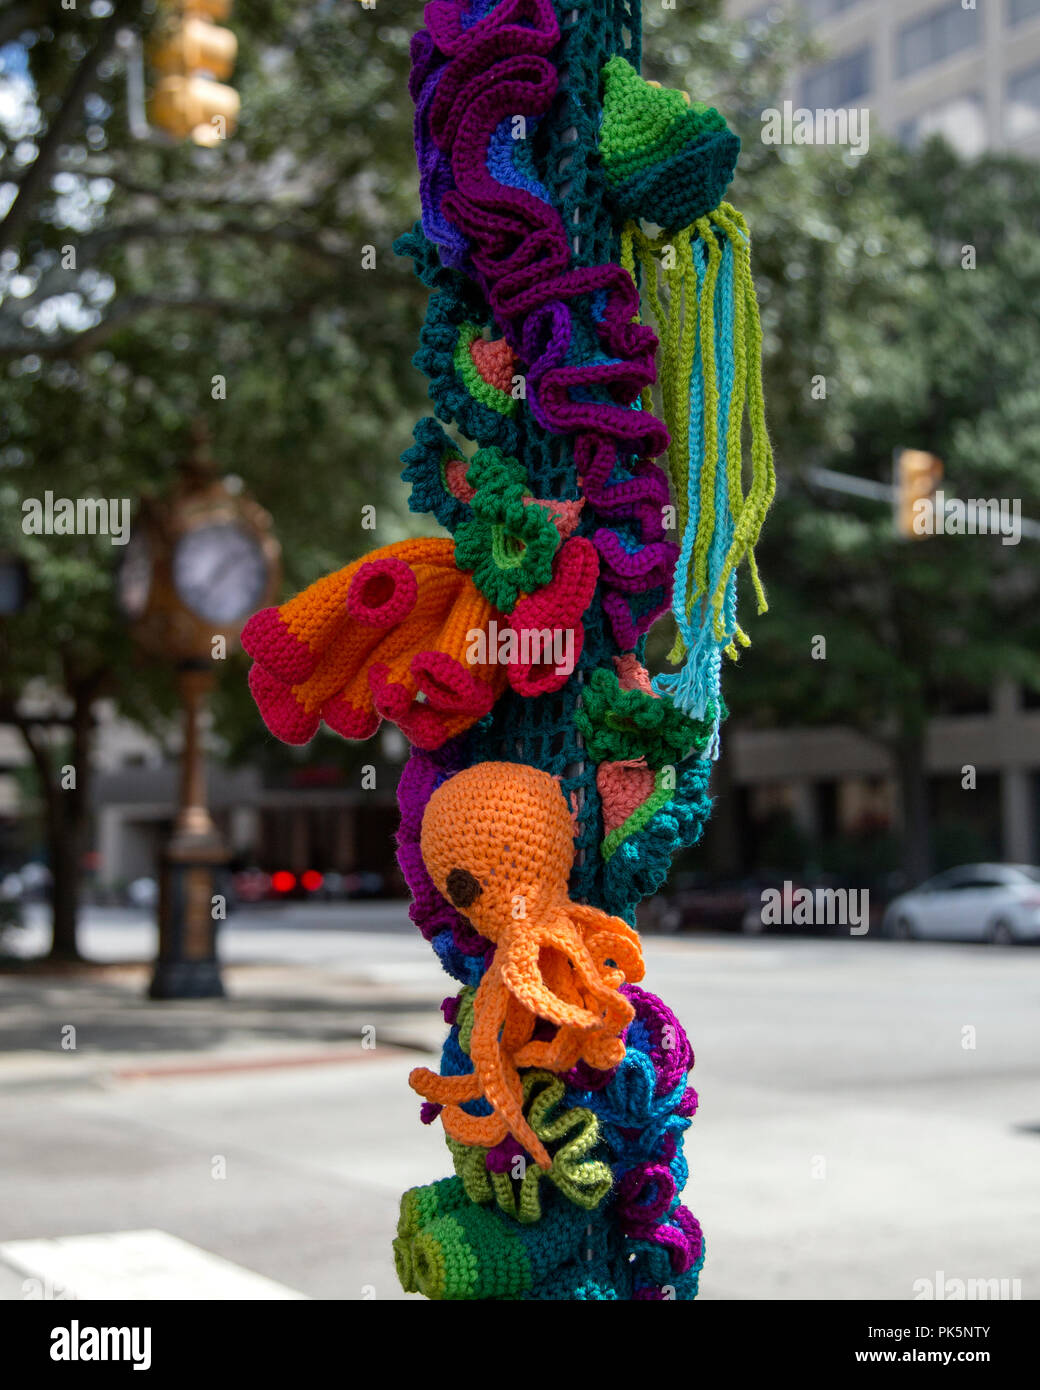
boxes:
[654,231,739,758]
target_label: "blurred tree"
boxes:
[0,0,431,957]
[634,10,1040,883]
[707,135,1040,883]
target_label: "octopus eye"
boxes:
[445,867,482,908]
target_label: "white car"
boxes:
[883,863,1040,943]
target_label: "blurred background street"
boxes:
[3,0,1040,1305]
[2,903,1038,1300]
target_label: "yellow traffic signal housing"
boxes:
[150,17,236,78]
[172,0,234,17]
[149,75,240,146]
[894,448,943,539]
[147,3,239,146]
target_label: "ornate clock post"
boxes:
[119,424,280,998]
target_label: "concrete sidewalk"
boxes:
[0,957,447,1089]
[2,924,1038,1300]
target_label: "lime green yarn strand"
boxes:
[620,224,657,418]
[623,203,774,659]
[706,203,774,630]
[661,227,697,538]
[711,205,749,529]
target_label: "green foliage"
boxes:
[724,136,1040,736]
[0,0,433,753]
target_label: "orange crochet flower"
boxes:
[243,533,600,751]
[409,762,645,1169]
[242,538,507,750]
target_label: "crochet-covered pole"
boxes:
[243,0,772,1301]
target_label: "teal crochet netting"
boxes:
[398,0,712,921]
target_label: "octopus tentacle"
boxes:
[468,957,553,1169]
[408,1068,483,1106]
[499,916,633,1032]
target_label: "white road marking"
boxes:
[0,1229,308,1301]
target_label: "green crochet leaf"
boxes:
[575,667,716,767]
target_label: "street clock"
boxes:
[119,425,280,660]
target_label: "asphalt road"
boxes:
[1,905,1037,1300]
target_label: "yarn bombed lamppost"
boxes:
[244,0,774,1299]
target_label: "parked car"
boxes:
[640,871,826,935]
[882,863,1040,943]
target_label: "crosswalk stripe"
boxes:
[0,1229,309,1301]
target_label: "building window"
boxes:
[1007,0,1040,28]
[896,2,980,80]
[801,45,872,108]
[798,0,864,20]
[1007,62,1040,140]
[899,93,987,157]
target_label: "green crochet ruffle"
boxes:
[453,447,560,611]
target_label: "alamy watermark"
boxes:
[761,100,869,157]
[50,1321,152,1370]
[913,1270,1022,1301]
[22,492,130,546]
[758,881,869,935]
[912,492,1021,545]
[466,621,574,678]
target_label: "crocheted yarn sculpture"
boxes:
[245,0,774,1300]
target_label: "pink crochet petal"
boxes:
[346,557,419,629]
[507,536,597,695]
[512,534,598,630]
[370,663,451,751]
[411,651,496,715]
[320,693,381,741]
[248,663,320,745]
[397,705,456,751]
[241,607,316,684]
[508,639,580,696]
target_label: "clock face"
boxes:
[172,523,268,625]
[117,532,153,619]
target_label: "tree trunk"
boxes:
[15,690,95,963]
[48,815,83,963]
[895,726,931,886]
[49,693,94,961]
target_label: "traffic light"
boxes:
[893,448,943,539]
[148,1,239,147]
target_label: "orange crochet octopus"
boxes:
[409,762,645,1170]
